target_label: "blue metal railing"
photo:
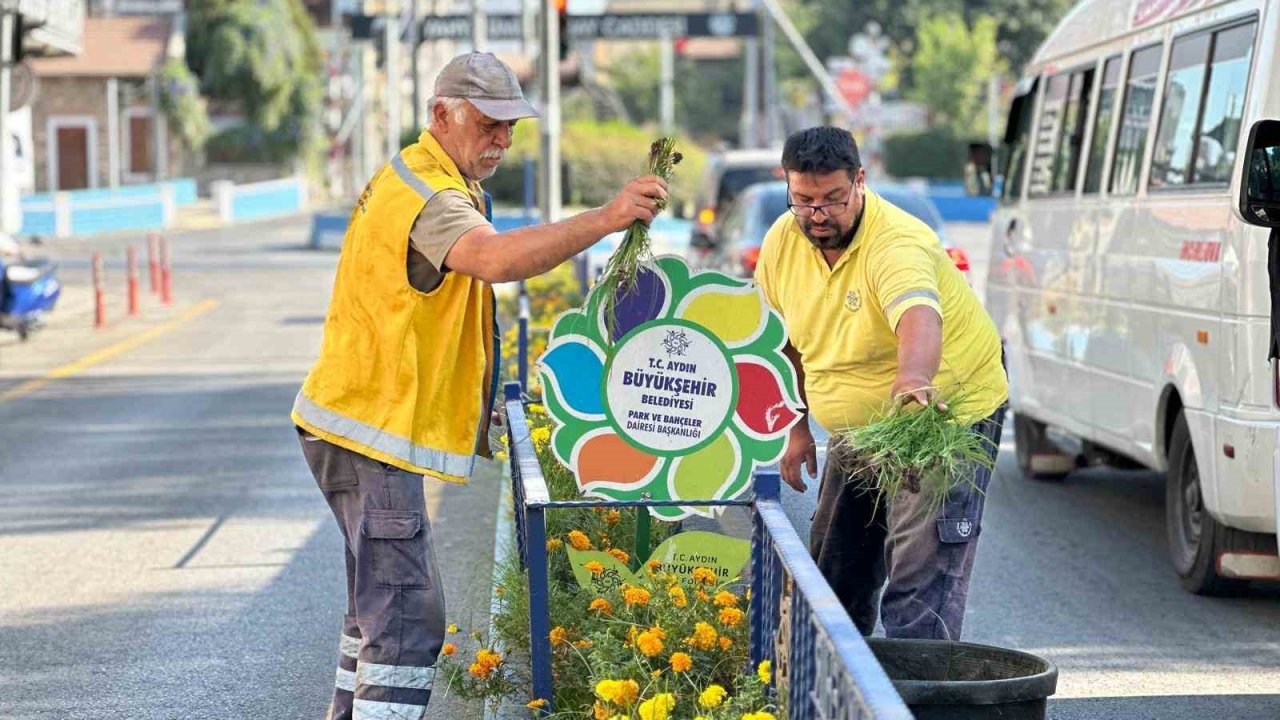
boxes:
[501,380,911,719]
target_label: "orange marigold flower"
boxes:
[527,698,547,709]
[696,589,711,603]
[692,567,717,585]
[667,585,688,608]
[441,643,457,656]
[574,639,594,649]
[605,509,622,525]
[546,538,564,552]
[584,561,605,575]
[589,598,613,615]
[687,622,718,651]
[718,607,744,627]
[637,629,664,657]
[719,636,733,650]
[623,587,651,607]
[549,626,569,646]
[670,652,693,672]
[713,591,739,608]
[568,530,592,551]
[647,559,662,570]
[607,548,630,564]
[593,701,609,720]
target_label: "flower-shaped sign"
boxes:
[537,256,803,520]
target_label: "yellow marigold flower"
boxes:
[447,624,459,634]
[549,626,569,646]
[757,660,772,684]
[692,567,717,585]
[667,585,688,608]
[589,598,613,615]
[568,530,592,551]
[526,698,547,709]
[527,403,546,414]
[719,636,733,650]
[584,561,605,575]
[476,649,502,668]
[607,548,630,564]
[696,589,711,603]
[698,684,728,709]
[636,629,664,657]
[670,652,693,672]
[615,679,640,704]
[638,692,676,720]
[531,426,551,447]
[741,713,777,720]
[687,622,718,651]
[546,538,564,552]
[441,643,457,656]
[605,509,622,525]
[651,669,663,678]
[714,591,739,608]
[623,587,651,606]
[718,607,744,627]
[626,626,638,646]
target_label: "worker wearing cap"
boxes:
[292,52,668,720]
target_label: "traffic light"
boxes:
[555,0,570,61]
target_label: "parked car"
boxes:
[692,181,970,280]
[688,148,784,256]
[980,0,1280,595]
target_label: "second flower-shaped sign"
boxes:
[537,256,803,520]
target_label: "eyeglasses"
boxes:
[787,187,855,218]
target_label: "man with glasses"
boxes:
[754,127,1007,640]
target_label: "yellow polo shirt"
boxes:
[754,189,1007,430]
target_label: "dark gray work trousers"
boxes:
[298,428,447,720]
[810,407,1006,640]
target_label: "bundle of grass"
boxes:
[838,395,997,511]
[597,137,682,342]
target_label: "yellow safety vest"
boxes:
[292,130,498,484]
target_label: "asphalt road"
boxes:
[0,218,498,719]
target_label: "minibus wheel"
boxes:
[1165,413,1246,596]
[1013,413,1072,481]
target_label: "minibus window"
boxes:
[1194,21,1256,185]
[1028,73,1070,196]
[1083,56,1122,194]
[1000,78,1037,204]
[1051,68,1094,193]
[1110,44,1163,195]
[1151,31,1212,188]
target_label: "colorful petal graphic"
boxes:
[671,432,738,501]
[677,286,765,347]
[607,267,668,341]
[540,340,604,417]
[575,431,659,490]
[735,360,801,436]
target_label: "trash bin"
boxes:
[866,638,1058,720]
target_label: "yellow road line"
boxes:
[0,298,220,405]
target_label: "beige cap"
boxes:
[433,52,538,121]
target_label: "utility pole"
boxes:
[539,0,561,223]
[473,0,486,52]
[0,10,11,233]
[386,13,402,157]
[761,11,780,145]
[411,0,421,132]
[659,32,674,134]
[740,35,759,148]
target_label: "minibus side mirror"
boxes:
[1238,120,1280,229]
[965,142,995,197]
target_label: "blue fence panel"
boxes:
[927,182,997,223]
[20,202,55,236]
[502,381,911,718]
[70,199,166,235]
[231,182,305,222]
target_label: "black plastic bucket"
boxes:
[866,638,1058,720]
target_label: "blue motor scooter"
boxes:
[0,244,61,342]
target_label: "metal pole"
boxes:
[762,11,780,145]
[526,506,554,712]
[386,14,402,157]
[517,288,530,392]
[107,77,120,188]
[0,11,13,234]
[411,0,421,132]
[538,0,561,223]
[757,0,857,123]
[473,0,487,52]
[740,36,759,148]
[659,33,674,134]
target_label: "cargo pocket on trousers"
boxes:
[363,509,431,588]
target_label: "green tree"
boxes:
[185,0,322,161]
[905,13,1003,137]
